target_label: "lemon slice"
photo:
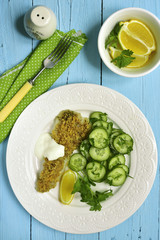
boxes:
[59,169,76,205]
[118,20,156,55]
[109,47,149,68]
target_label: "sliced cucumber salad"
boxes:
[86,162,106,182]
[69,111,134,210]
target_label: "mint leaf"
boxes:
[111,49,135,68]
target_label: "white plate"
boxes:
[6,83,157,234]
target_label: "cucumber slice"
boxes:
[118,164,129,174]
[107,167,126,186]
[108,154,125,170]
[89,127,109,149]
[92,120,108,129]
[111,129,123,135]
[90,111,107,123]
[110,129,124,149]
[93,121,113,136]
[113,133,133,154]
[69,153,87,172]
[112,128,123,133]
[89,146,110,161]
[80,139,90,159]
[86,162,106,182]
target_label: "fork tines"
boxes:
[48,35,73,65]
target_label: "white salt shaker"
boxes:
[24,6,57,40]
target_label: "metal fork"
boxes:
[0,35,73,123]
[29,35,73,84]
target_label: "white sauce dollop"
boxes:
[34,133,65,161]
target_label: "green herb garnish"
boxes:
[105,23,136,68]
[72,174,113,211]
[105,23,123,49]
[111,50,135,68]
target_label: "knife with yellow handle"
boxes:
[0,35,73,123]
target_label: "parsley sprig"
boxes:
[105,22,136,68]
[111,50,135,68]
[72,174,113,211]
[105,23,122,49]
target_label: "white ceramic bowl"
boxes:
[98,8,160,77]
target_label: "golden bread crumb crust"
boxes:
[36,110,91,192]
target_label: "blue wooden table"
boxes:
[0,0,160,239]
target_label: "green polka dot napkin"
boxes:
[0,29,87,143]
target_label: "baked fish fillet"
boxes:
[36,110,91,192]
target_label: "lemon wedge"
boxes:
[109,47,149,68]
[59,169,76,205]
[118,20,156,55]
